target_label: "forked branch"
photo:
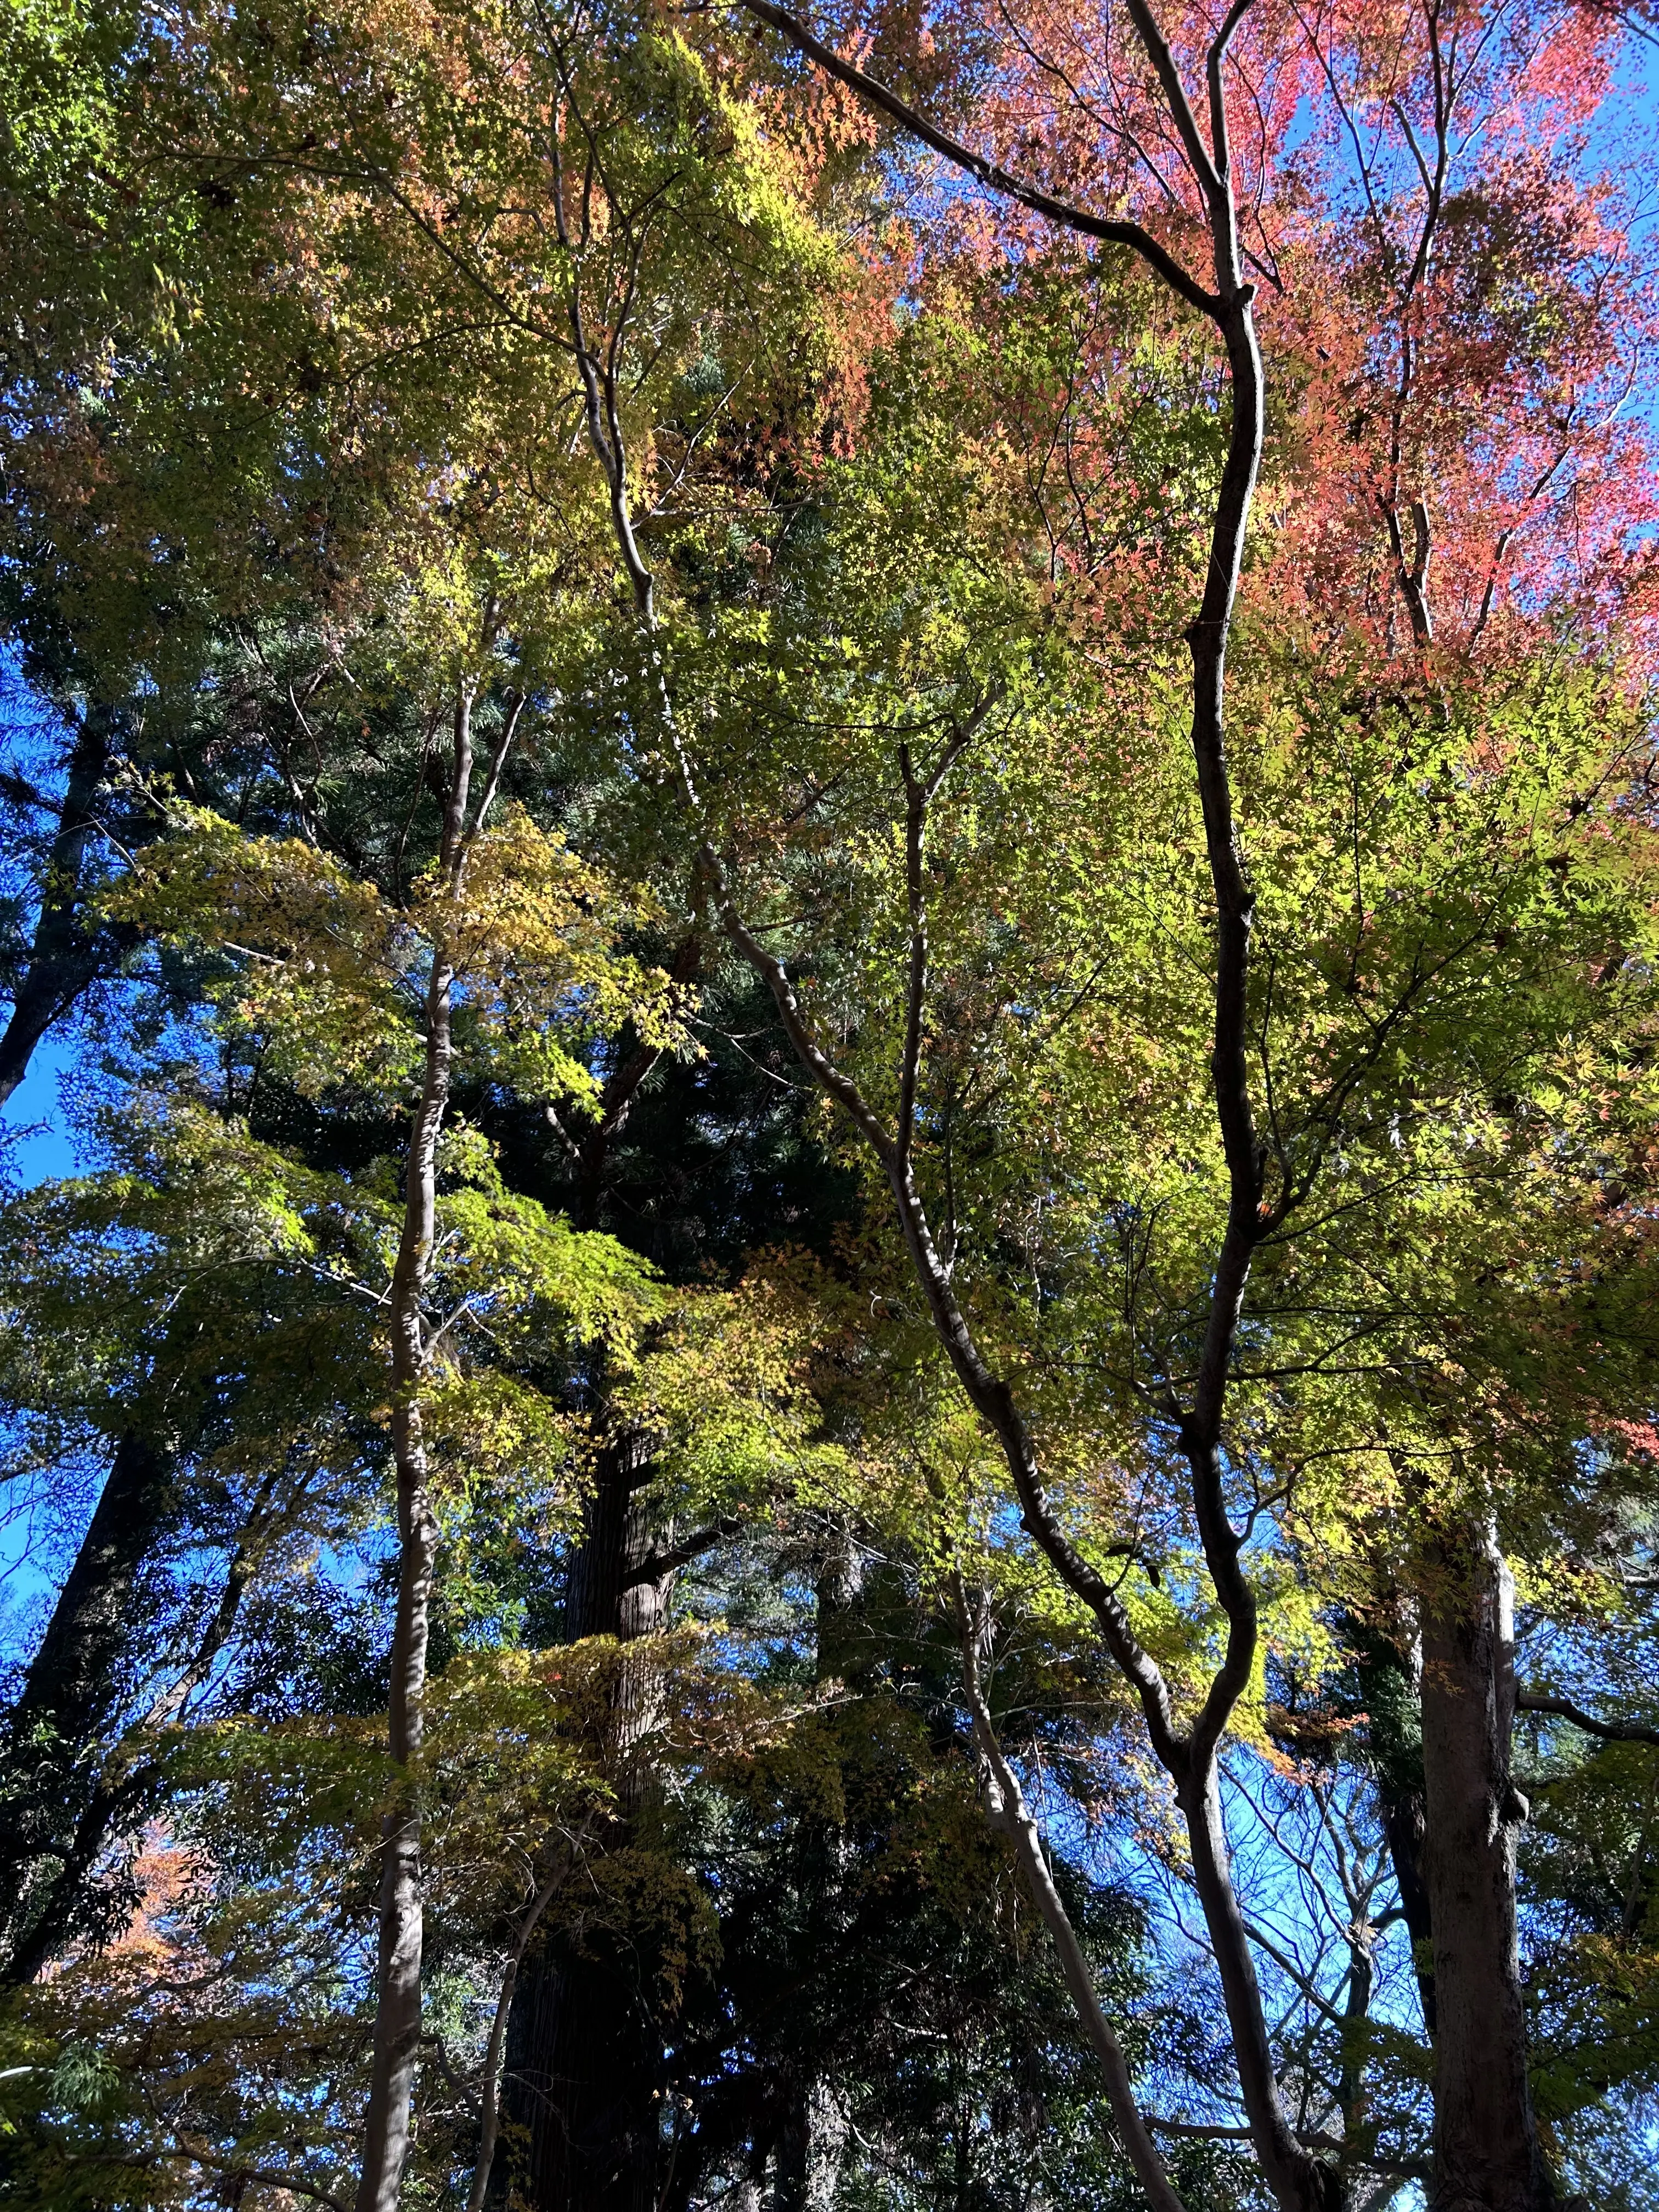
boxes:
[562,28,1340,2190]
[951,1575,1189,2212]
[732,0,1224,319]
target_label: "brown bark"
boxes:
[1418,1523,1552,2212]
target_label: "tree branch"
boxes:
[1516,1691,1659,1748]
[732,0,1222,319]
[951,1576,1188,2212]
[625,1517,744,1585]
[465,1833,591,2212]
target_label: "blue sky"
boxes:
[0,19,1655,2188]
[1,1034,80,1187]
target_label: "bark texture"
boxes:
[356,679,485,2212]
[498,1433,669,2212]
[1419,1525,1551,2212]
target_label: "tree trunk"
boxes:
[561,44,1340,2200]
[0,1430,177,1982]
[1419,1523,1552,2212]
[492,912,695,2212]
[356,680,477,2212]
[496,1432,669,2212]
[1378,1778,1436,2036]
[0,702,115,1107]
[771,2083,809,2212]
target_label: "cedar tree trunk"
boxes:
[498,1432,669,2212]
[1419,1523,1552,2212]
[0,702,115,1106]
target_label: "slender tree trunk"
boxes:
[1418,1523,1551,2212]
[466,1854,580,2212]
[1338,1934,1373,2141]
[356,681,477,2212]
[1380,1780,1437,2038]
[560,21,1342,2198]
[0,1430,176,1981]
[953,1580,1189,2212]
[0,703,115,1106]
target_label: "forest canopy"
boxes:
[0,3,1657,2210]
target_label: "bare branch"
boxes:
[1516,1691,1659,1748]
[732,0,1223,319]
[951,1576,1188,2212]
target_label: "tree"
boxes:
[631,8,1658,2206]
[1,5,1656,2211]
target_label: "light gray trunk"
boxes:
[356,682,477,2212]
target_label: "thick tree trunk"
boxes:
[498,1432,670,2212]
[1419,1524,1551,2212]
[0,703,115,1107]
[492,898,694,2211]
[498,1914,662,2212]
[771,2084,810,2212]
[0,1430,177,1982]
[5,1432,174,1760]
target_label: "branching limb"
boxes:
[1516,1692,1659,1748]
[950,1576,1189,2212]
[562,81,1332,2205]
[731,0,1223,319]
[467,691,528,842]
[169,2147,351,2212]
[626,1518,744,1585]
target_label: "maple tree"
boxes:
[0,4,1657,2212]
